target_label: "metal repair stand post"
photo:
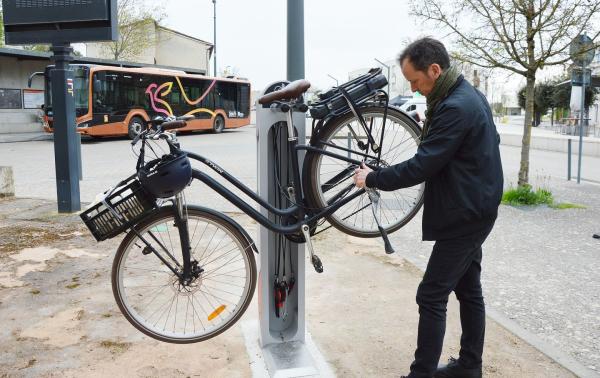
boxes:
[50,43,81,212]
[244,82,331,377]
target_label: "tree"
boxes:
[410,0,600,186]
[23,45,50,52]
[97,0,165,61]
[518,83,554,126]
[491,102,504,116]
[0,7,4,47]
[551,82,598,111]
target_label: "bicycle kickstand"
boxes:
[301,224,323,273]
[366,188,395,254]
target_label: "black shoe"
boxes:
[433,357,482,378]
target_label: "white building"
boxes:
[589,49,600,127]
[86,21,213,75]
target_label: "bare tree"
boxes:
[99,0,165,61]
[410,0,600,186]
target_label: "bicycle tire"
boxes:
[304,106,424,237]
[112,206,257,343]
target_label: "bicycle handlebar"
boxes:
[162,120,187,130]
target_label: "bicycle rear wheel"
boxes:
[304,106,424,237]
[112,206,256,343]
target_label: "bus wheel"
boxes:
[128,117,145,140]
[212,115,225,133]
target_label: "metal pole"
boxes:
[568,138,572,181]
[577,62,585,184]
[327,74,339,86]
[213,0,217,77]
[287,0,304,81]
[374,58,390,95]
[50,43,81,212]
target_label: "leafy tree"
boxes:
[410,0,600,186]
[491,102,504,116]
[23,45,50,52]
[551,82,597,109]
[98,0,165,61]
[0,8,4,47]
[518,83,554,126]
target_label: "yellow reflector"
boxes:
[208,305,226,321]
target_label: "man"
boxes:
[354,37,503,378]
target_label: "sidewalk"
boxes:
[0,132,51,143]
[496,118,600,158]
[0,196,576,377]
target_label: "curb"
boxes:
[0,132,52,143]
[486,307,599,378]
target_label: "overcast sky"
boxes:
[157,0,439,91]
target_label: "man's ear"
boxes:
[429,64,442,79]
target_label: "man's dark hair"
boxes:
[398,37,450,71]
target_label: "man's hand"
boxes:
[353,162,373,189]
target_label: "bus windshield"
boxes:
[45,65,90,117]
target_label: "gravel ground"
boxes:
[0,197,573,377]
[389,175,600,376]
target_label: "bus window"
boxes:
[238,84,250,117]
[44,65,89,117]
[216,82,237,118]
[73,66,89,116]
[178,77,214,119]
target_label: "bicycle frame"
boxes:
[131,107,389,281]
[186,147,367,235]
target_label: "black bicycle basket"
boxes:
[80,177,157,241]
[309,67,388,119]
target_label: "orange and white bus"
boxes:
[42,64,251,139]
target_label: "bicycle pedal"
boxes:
[311,255,323,273]
[301,224,324,273]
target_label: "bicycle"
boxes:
[81,68,424,343]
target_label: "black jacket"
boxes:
[366,76,503,240]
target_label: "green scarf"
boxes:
[421,64,461,140]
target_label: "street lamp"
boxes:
[327,74,339,86]
[212,0,217,77]
[374,58,390,95]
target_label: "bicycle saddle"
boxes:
[258,79,311,105]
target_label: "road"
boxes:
[1,125,599,204]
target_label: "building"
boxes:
[589,49,600,127]
[0,47,207,135]
[86,21,213,75]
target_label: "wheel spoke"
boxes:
[310,108,424,235]
[113,210,256,342]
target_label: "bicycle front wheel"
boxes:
[112,206,256,343]
[304,106,424,237]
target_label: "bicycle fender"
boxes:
[186,205,259,254]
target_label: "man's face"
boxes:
[400,58,442,97]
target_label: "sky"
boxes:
[156,0,438,91]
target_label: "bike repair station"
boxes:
[241,1,334,376]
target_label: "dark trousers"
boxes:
[408,225,493,378]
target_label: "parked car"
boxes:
[399,97,427,123]
[389,95,412,107]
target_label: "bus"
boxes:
[41,64,251,139]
